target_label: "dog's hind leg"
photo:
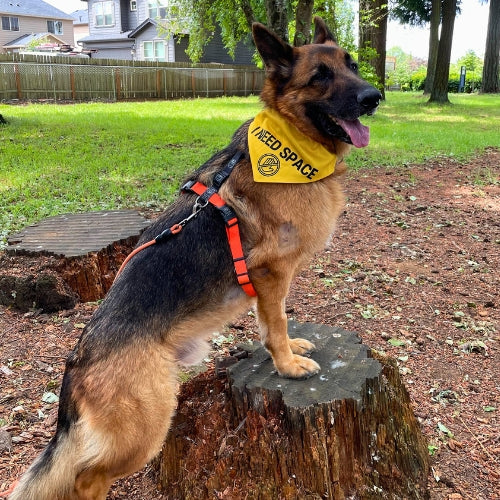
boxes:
[69,342,179,499]
[9,341,180,500]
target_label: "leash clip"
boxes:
[176,203,203,229]
[193,196,209,213]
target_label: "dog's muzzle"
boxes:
[357,87,382,116]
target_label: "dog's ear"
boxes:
[312,16,337,44]
[252,22,294,78]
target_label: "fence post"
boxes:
[51,64,57,101]
[191,70,195,98]
[156,69,163,98]
[114,68,121,101]
[14,64,22,99]
[70,66,76,100]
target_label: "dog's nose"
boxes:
[357,88,382,112]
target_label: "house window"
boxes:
[1,16,19,31]
[143,41,165,61]
[47,20,63,35]
[130,0,137,11]
[95,1,114,27]
[148,1,177,19]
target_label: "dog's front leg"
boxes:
[256,294,320,379]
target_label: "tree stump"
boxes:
[157,321,429,499]
[0,210,150,311]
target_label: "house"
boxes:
[71,9,90,49]
[79,0,254,64]
[0,0,75,53]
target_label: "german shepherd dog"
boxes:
[9,17,381,500]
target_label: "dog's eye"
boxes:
[344,52,359,73]
[309,64,333,85]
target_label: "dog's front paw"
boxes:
[277,355,320,379]
[289,337,315,355]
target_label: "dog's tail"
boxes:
[8,427,82,500]
[9,340,181,500]
[8,365,89,500]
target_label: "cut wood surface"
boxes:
[157,321,429,499]
[0,210,149,309]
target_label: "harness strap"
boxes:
[182,179,257,298]
[115,152,257,298]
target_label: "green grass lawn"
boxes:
[1,92,499,247]
[349,92,500,169]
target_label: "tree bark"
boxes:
[264,0,290,43]
[359,0,388,99]
[156,321,429,499]
[240,0,256,32]
[1,210,148,309]
[424,0,441,95]
[429,0,457,103]
[293,0,314,46]
[481,0,500,93]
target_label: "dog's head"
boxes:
[253,17,381,152]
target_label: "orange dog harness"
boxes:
[116,152,257,297]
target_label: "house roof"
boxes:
[71,9,89,26]
[128,18,160,38]
[4,32,67,48]
[0,0,73,20]
[79,31,134,43]
[128,17,189,38]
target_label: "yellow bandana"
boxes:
[248,108,337,183]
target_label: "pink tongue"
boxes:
[337,118,370,148]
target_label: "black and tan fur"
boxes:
[9,18,381,500]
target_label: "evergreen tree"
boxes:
[429,0,458,103]
[481,0,500,93]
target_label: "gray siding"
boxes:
[91,46,132,59]
[201,30,254,65]
[174,35,189,63]
[87,0,123,37]
[175,31,254,66]
[134,24,169,62]
[84,39,134,60]
[120,0,138,31]
[83,0,255,64]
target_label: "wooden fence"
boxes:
[0,54,265,101]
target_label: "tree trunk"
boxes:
[429,0,457,103]
[240,0,256,32]
[424,0,441,95]
[156,321,429,499]
[358,0,388,99]
[264,0,289,43]
[373,1,388,99]
[481,0,500,93]
[294,0,314,46]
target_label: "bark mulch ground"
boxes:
[1,149,498,499]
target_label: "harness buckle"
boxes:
[181,180,196,192]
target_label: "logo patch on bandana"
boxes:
[257,153,280,177]
[248,108,337,183]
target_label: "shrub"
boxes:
[410,68,427,91]
[448,70,482,93]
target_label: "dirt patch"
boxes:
[1,150,499,499]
